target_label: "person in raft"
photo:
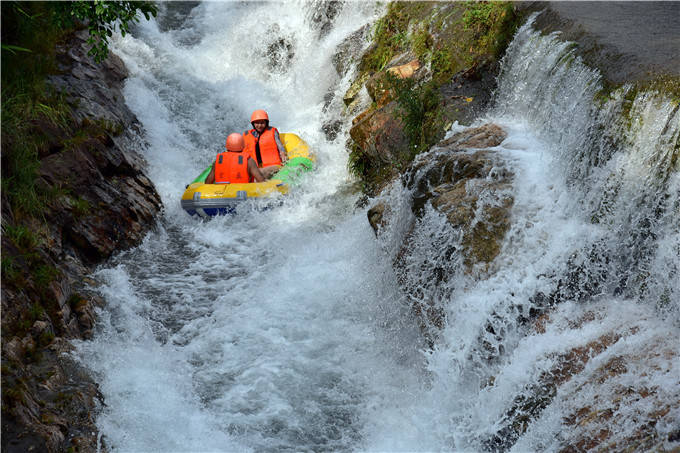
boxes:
[244,109,288,179]
[204,133,265,184]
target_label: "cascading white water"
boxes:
[76,4,679,452]
[368,14,679,451]
[76,2,429,451]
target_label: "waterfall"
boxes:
[76,5,679,452]
[369,14,679,451]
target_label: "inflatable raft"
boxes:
[181,133,314,217]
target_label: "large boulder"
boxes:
[368,124,512,340]
[376,123,512,271]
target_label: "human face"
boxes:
[252,120,267,133]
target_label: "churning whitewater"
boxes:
[77,2,430,451]
[76,3,679,452]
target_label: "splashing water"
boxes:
[77,5,679,452]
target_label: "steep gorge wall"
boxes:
[1,30,162,453]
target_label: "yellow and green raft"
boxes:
[181,133,314,217]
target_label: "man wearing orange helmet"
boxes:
[205,133,265,184]
[243,109,288,179]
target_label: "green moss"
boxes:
[431,45,465,85]
[3,224,40,252]
[356,1,519,99]
[38,330,55,347]
[595,75,680,109]
[359,2,434,73]
[386,73,447,157]
[68,293,88,312]
[411,25,433,61]
[70,196,92,218]
[348,2,521,194]
[1,256,20,282]
[29,302,45,321]
[462,1,517,58]
[34,264,58,292]
[638,75,680,104]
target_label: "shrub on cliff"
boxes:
[1,1,157,220]
[346,2,520,191]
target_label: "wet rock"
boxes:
[3,338,24,364]
[438,59,501,127]
[51,30,138,139]
[3,25,160,453]
[30,321,53,339]
[438,123,507,149]
[485,318,680,452]
[308,0,343,38]
[402,124,513,271]
[349,101,409,166]
[322,119,343,141]
[343,72,370,108]
[333,24,371,77]
[367,203,387,235]
[369,124,514,340]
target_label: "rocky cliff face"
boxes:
[344,2,518,195]
[1,30,162,453]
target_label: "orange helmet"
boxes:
[225,133,245,152]
[250,109,269,123]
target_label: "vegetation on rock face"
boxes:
[1,1,156,221]
[385,72,444,157]
[346,1,520,190]
[359,1,516,82]
[2,3,159,450]
[2,1,157,64]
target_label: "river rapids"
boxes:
[75,2,679,452]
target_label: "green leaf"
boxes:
[1,44,33,54]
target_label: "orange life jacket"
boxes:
[214,151,252,184]
[243,127,282,167]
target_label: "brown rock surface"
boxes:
[349,101,410,167]
[439,123,507,149]
[404,123,513,271]
[2,30,161,453]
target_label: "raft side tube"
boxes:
[181,133,313,217]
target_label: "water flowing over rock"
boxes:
[9,3,674,452]
[363,7,678,450]
[368,123,513,341]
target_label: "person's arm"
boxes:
[205,164,215,184]
[273,129,288,164]
[248,157,265,182]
